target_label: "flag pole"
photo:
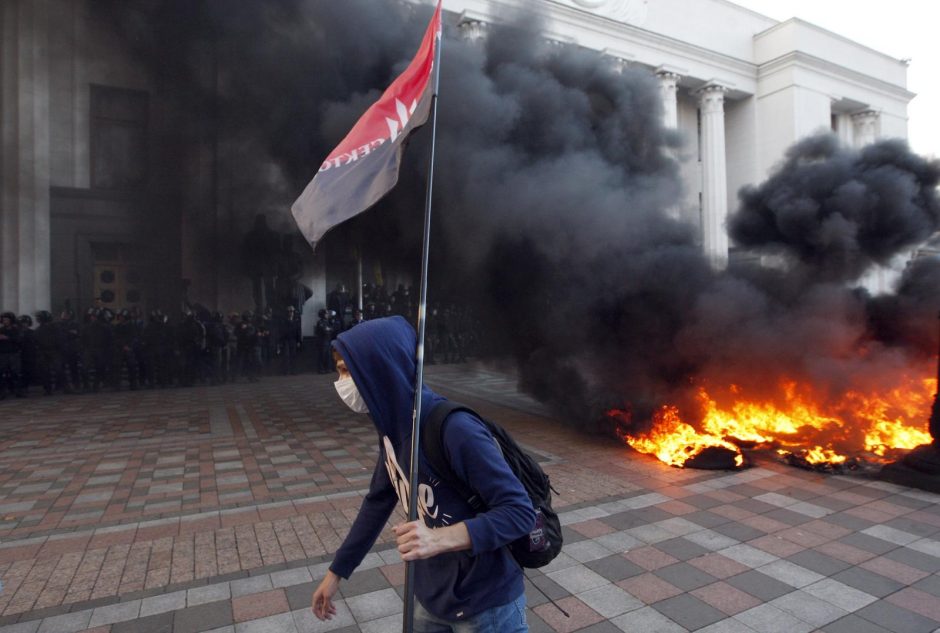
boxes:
[404,4,443,631]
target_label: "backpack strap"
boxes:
[422,401,486,512]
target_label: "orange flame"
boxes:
[615,406,744,468]
[616,373,935,468]
[845,379,934,455]
[777,447,847,465]
[700,382,843,444]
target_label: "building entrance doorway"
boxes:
[92,243,145,313]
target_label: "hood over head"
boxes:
[332,316,442,449]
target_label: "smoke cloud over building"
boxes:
[730,135,940,282]
[98,0,940,434]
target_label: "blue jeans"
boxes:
[413,594,528,632]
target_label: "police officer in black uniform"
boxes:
[17,315,37,394]
[205,311,227,385]
[279,305,302,375]
[327,284,351,328]
[236,311,261,382]
[224,313,239,383]
[113,309,140,390]
[314,308,334,374]
[177,310,204,387]
[83,308,113,392]
[141,310,168,388]
[258,310,273,372]
[59,309,84,393]
[0,312,24,398]
[34,311,66,395]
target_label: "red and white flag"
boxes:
[291,2,443,250]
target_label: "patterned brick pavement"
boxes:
[0,364,938,632]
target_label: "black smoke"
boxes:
[870,257,940,353]
[730,135,940,282]
[96,1,940,434]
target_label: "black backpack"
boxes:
[422,401,563,568]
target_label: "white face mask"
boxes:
[334,376,369,414]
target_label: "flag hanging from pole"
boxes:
[291,2,443,251]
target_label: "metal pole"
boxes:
[403,10,443,632]
[357,247,363,312]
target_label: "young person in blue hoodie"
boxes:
[311,316,535,632]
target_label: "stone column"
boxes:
[1,0,52,313]
[852,110,879,147]
[457,16,486,41]
[545,35,575,48]
[656,70,682,221]
[697,84,729,268]
[657,71,681,129]
[607,56,631,75]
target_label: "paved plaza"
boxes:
[0,364,938,633]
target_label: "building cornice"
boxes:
[755,18,908,67]
[451,0,758,83]
[543,0,758,75]
[758,51,916,103]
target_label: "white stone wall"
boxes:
[724,96,758,216]
[754,89,797,174]
[880,112,909,141]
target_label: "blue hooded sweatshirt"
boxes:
[329,316,535,621]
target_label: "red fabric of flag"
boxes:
[291,1,443,250]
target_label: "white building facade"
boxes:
[449,0,914,279]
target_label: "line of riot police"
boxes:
[0,294,480,398]
[0,305,307,398]
[314,282,482,373]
